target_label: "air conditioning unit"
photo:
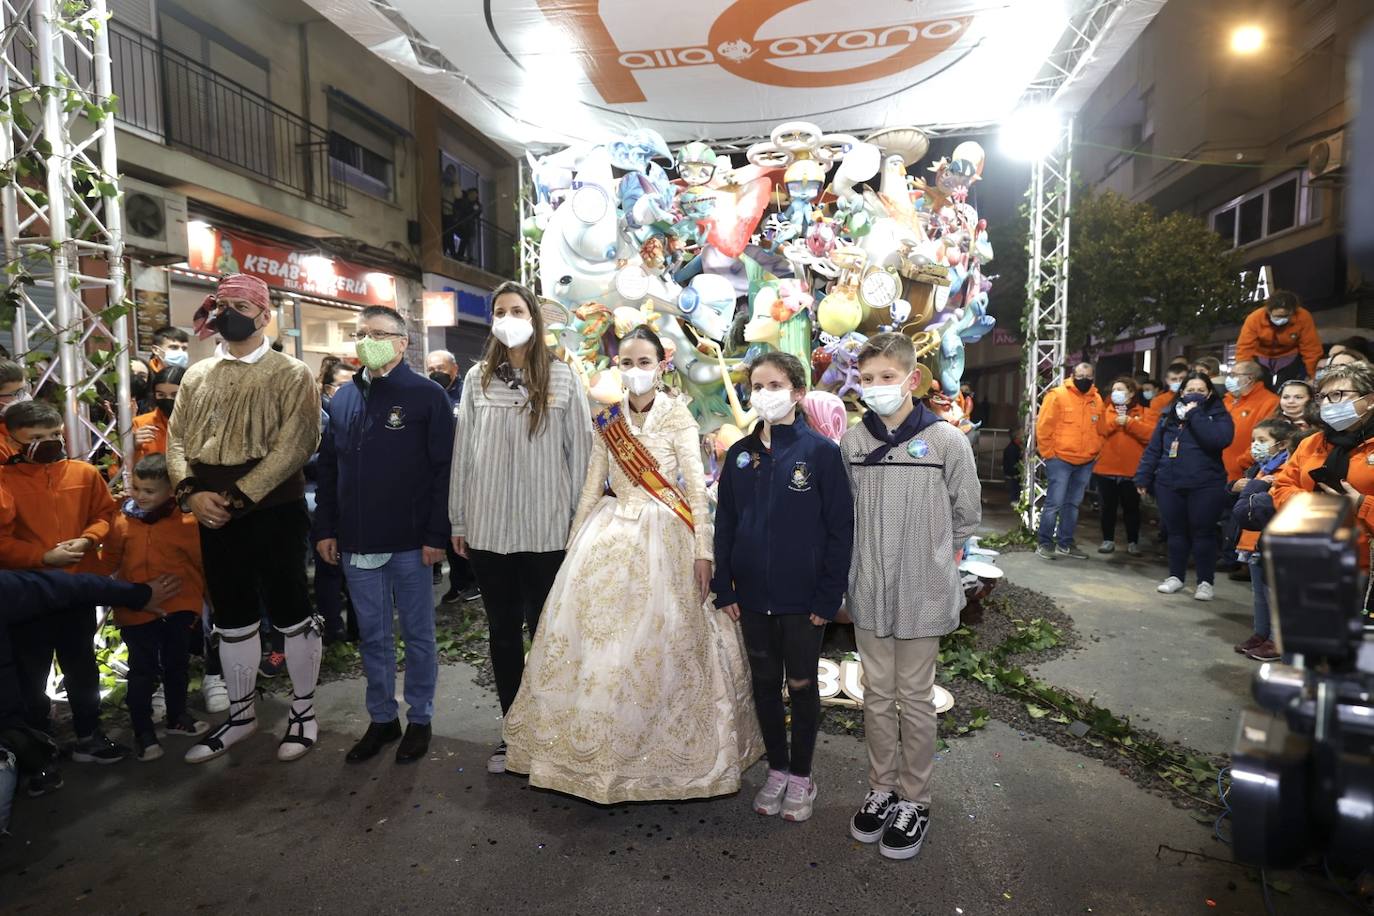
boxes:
[1307,131,1346,182]
[121,177,189,264]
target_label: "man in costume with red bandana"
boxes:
[167,274,323,764]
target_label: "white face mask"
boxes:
[751,387,796,423]
[861,378,911,417]
[492,315,534,349]
[1269,315,1290,327]
[1110,390,1129,406]
[161,349,190,368]
[622,367,658,397]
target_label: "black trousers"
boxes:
[122,611,196,736]
[468,549,564,715]
[1094,475,1141,544]
[11,605,101,737]
[199,500,312,631]
[738,611,826,778]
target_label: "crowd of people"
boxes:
[0,274,987,864]
[2,275,1370,856]
[1034,290,1374,663]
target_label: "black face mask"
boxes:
[155,397,176,417]
[214,307,259,342]
[1073,378,1093,393]
[24,438,65,463]
[428,370,453,389]
[131,376,149,399]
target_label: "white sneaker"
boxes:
[752,768,789,816]
[1194,582,1215,601]
[487,741,508,774]
[202,675,229,713]
[1126,542,1141,556]
[781,775,817,822]
[1097,540,1115,554]
[150,685,166,722]
[1157,576,1185,594]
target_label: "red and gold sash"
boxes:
[594,404,694,532]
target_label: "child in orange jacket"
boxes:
[100,454,208,761]
[0,400,126,762]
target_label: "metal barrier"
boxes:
[975,426,1012,483]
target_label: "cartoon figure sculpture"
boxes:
[675,142,719,188]
[539,147,630,307]
[525,120,998,443]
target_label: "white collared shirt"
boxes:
[215,338,272,365]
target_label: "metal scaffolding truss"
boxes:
[0,0,130,466]
[1020,118,1074,529]
[1017,0,1150,528]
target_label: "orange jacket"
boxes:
[130,408,170,469]
[1234,305,1323,376]
[0,479,13,532]
[1222,384,1280,481]
[1145,390,1176,428]
[0,422,14,464]
[98,507,204,625]
[1094,403,1152,477]
[0,459,115,572]
[1270,431,1374,569]
[1036,378,1106,465]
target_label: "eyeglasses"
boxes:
[1318,390,1362,404]
[350,330,405,342]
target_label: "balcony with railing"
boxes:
[442,213,517,279]
[106,24,345,210]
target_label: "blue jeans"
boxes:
[1249,553,1271,638]
[341,550,438,725]
[1038,458,1095,548]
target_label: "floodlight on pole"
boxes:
[1000,105,1063,162]
[1230,24,1265,55]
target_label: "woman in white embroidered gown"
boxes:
[503,326,762,803]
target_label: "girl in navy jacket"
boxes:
[712,353,854,824]
[1135,372,1235,599]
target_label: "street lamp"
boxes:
[1000,105,1063,161]
[1230,24,1265,55]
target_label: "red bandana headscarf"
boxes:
[192,274,271,340]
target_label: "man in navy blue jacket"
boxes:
[314,307,454,764]
[712,352,854,824]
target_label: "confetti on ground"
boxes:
[1003,892,1013,900]
[1205,900,1217,908]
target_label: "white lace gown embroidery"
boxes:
[502,393,763,803]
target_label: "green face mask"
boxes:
[356,337,398,372]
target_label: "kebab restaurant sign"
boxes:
[187,223,397,307]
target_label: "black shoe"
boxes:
[71,730,130,764]
[259,650,286,678]
[458,585,482,602]
[345,719,402,763]
[879,801,930,860]
[25,767,63,797]
[395,722,432,764]
[440,586,461,604]
[1228,565,1252,582]
[850,789,898,843]
[432,565,443,585]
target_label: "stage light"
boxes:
[1230,24,1265,55]
[1000,105,1063,161]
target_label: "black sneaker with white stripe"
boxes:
[879,801,929,860]
[850,789,898,843]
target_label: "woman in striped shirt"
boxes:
[449,281,591,774]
